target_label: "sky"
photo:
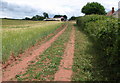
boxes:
[0,0,119,19]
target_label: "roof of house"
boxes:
[106,11,113,16]
[106,7,115,16]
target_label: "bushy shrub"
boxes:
[76,15,119,79]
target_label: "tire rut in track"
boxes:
[54,26,75,81]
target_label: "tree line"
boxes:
[24,12,67,21]
[24,12,49,21]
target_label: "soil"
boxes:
[54,26,75,81]
[2,24,68,81]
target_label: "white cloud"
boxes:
[1,0,119,19]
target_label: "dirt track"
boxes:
[2,25,68,81]
[54,26,75,81]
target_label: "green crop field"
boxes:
[2,19,61,28]
[2,19,63,62]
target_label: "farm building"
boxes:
[44,18,61,21]
[44,17,65,21]
[44,15,67,21]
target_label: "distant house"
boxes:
[106,7,115,16]
[44,17,66,21]
[106,7,120,18]
[44,18,61,21]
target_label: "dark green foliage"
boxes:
[24,13,49,21]
[69,16,79,21]
[63,15,67,19]
[53,15,67,20]
[43,12,49,18]
[53,15,62,18]
[31,15,45,21]
[81,2,106,15]
[76,15,120,80]
[24,15,45,21]
[69,16,76,20]
[24,17,31,20]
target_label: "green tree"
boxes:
[69,16,76,20]
[31,16,37,20]
[25,17,31,20]
[63,15,67,20]
[31,15,45,21]
[43,12,49,18]
[81,2,106,15]
[54,15,62,18]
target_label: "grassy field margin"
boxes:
[72,25,108,81]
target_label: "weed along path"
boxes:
[2,24,68,81]
[54,26,75,81]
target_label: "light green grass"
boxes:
[16,23,72,81]
[1,19,41,25]
[2,20,63,62]
[2,19,41,28]
[2,19,62,28]
[72,25,107,81]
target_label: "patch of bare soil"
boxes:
[2,24,68,81]
[54,26,75,81]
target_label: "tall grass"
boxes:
[2,20,63,62]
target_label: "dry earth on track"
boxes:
[54,26,75,81]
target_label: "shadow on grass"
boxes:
[74,24,120,81]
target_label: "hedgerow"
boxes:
[76,15,120,80]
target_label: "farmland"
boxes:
[15,23,72,81]
[2,19,64,62]
[2,15,120,81]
